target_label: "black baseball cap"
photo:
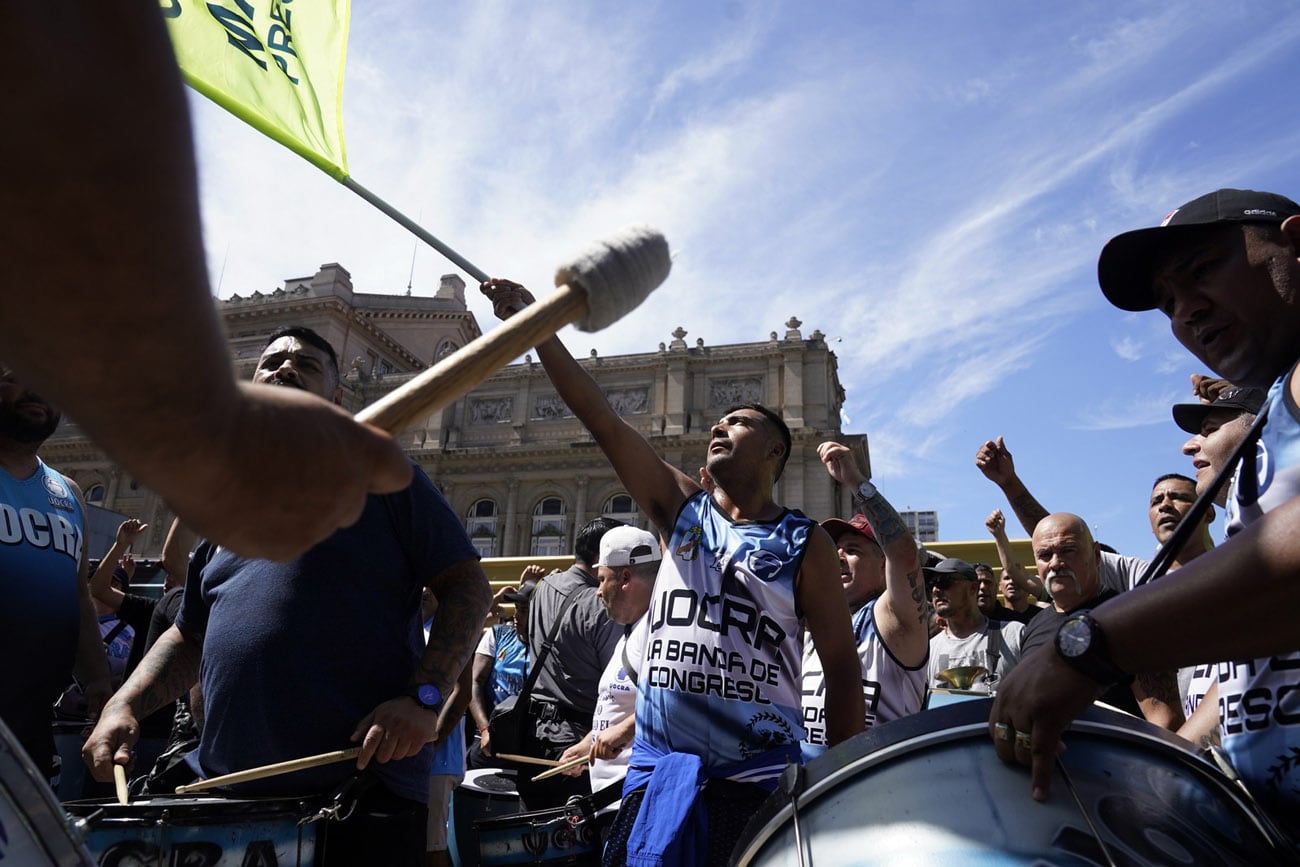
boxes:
[1098,189,1300,312]
[502,578,539,605]
[1172,385,1266,434]
[922,558,978,583]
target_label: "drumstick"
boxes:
[174,745,563,795]
[493,753,564,768]
[113,764,129,806]
[531,753,591,782]
[356,227,671,434]
[174,747,362,795]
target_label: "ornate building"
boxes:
[40,264,870,560]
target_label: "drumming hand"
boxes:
[558,736,592,777]
[351,697,438,770]
[590,716,635,761]
[82,703,140,782]
[988,644,1101,801]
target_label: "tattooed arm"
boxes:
[817,441,929,668]
[82,624,202,781]
[974,436,1050,536]
[352,557,493,770]
[1132,669,1185,731]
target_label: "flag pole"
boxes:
[340,176,490,285]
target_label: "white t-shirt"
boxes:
[589,615,647,808]
[927,620,1023,694]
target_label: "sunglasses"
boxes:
[932,574,974,590]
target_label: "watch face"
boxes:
[1058,618,1092,658]
[417,684,441,706]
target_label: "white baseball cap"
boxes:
[596,526,662,567]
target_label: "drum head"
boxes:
[732,699,1294,866]
[461,769,519,796]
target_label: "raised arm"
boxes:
[974,437,1049,536]
[159,517,197,587]
[482,279,697,533]
[798,529,867,746]
[817,442,927,667]
[89,519,150,610]
[984,510,1045,599]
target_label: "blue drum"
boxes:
[731,699,1296,866]
[64,794,325,866]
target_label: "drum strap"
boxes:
[985,621,1001,682]
[622,624,639,687]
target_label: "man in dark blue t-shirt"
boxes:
[84,327,492,866]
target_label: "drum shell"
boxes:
[732,699,1295,866]
[450,769,522,867]
[64,795,323,866]
[0,717,93,866]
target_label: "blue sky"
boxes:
[184,1,1300,559]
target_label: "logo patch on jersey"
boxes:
[745,548,784,582]
[740,710,795,758]
[43,473,68,499]
[676,525,703,561]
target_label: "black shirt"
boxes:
[1020,589,1142,717]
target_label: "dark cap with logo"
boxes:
[1172,385,1266,434]
[922,558,978,583]
[1098,189,1300,312]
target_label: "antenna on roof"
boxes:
[405,210,422,296]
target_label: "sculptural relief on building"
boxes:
[605,387,649,415]
[709,377,763,408]
[532,393,574,420]
[469,396,513,425]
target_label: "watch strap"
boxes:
[1055,613,1133,686]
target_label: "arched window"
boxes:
[84,484,106,506]
[466,499,498,558]
[602,493,639,528]
[530,497,567,557]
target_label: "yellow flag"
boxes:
[162,0,351,180]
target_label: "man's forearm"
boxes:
[992,530,1044,597]
[109,625,201,720]
[998,478,1049,536]
[417,560,493,699]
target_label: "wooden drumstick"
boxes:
[175,747,362,795]
[113,764,129,806]
[531,753,591,782]
[356,227,671,434]
[492,752,564,768]
[172,743,561,794]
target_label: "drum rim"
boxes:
[732,700,1288,865]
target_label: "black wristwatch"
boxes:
[405,683,443,710]
[1054,613,1133,686]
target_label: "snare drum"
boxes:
[449,769,522,867]
[732,698,1296,866]
[64,794,324,866]
[474,802,599,865]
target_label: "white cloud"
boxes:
[1072,389,1183,431]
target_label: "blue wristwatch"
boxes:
[406,683,442,710]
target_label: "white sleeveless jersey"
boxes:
[1217,369,1300,822]
[801,598,926,757]
[636,491,811,779]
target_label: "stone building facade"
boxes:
[40,264,869,560]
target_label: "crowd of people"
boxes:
[2,7,1299,865]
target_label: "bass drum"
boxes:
[731,699,1295,866]
[0,717,93,866]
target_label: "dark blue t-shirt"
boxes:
[177,465,477,802]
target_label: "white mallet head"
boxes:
[554,226,671,332]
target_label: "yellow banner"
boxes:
[162,0,351,180]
